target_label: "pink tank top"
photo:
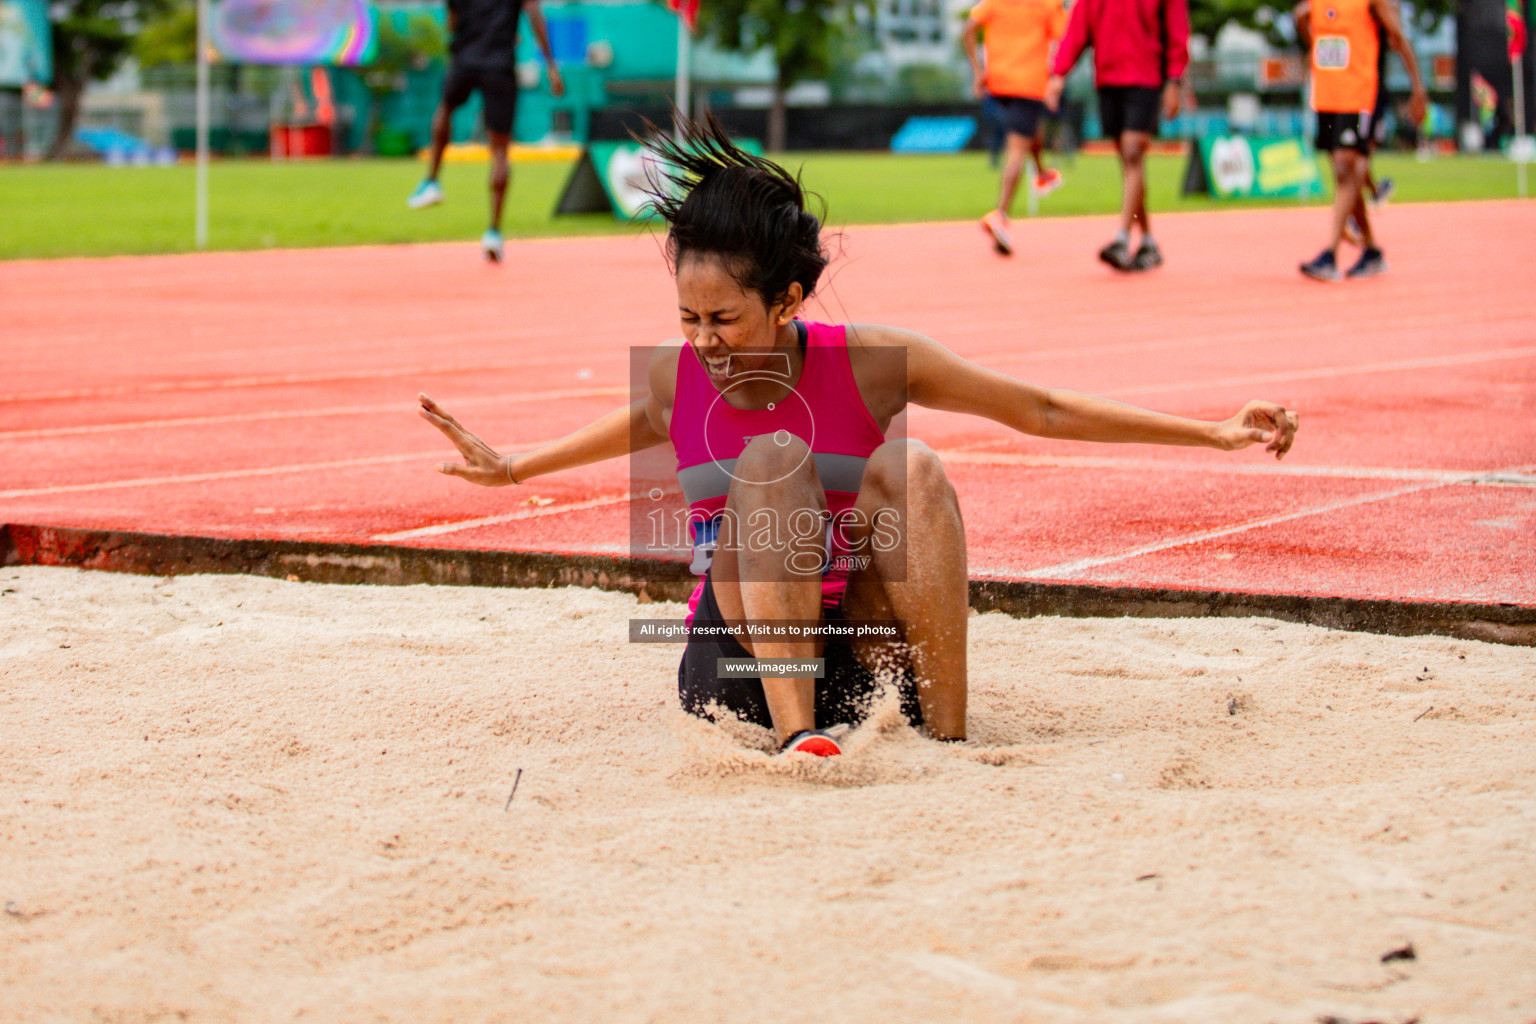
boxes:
[670,320,887,616]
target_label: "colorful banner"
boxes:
[1181,135,1325,200]
[211,0,379,67]
[0,0,51,87]
[1509,0,1528,62]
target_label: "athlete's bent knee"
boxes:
[735,432,813,483]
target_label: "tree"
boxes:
[47,0,174,159]
[360,10,446,154]
[134,0,195,68]
[695,0,865,152]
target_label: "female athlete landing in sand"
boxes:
[421,116,1298,757]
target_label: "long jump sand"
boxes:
[3,565,1532,1023]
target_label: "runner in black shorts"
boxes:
[1044,0,1189,273]
[962,0,1067,257]
[1097,85,1161,139]
[1314,111,1375,155]
[408,0,564,263]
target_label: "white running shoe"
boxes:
[481,228,504,263]
[407,180,443,209]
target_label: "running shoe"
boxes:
[1299,249,1340,282]
[1098,239,1135,272]
[1131,239,1164,271]
[780,729,843,757]
[1372,177,1394,206]
[980,210,1013,256]
[1344,246,1387,279]
[407,179,443,209]
[1034,167,1063,196]
[481,228,504,263]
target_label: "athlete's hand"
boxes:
[548,65,566,98]
[973,74,987,100]
[1407,86,1427,129]
[1215,401,1299,459]
[419,393,518,486]
[1161,81,1182,120]
[1043,75,1065,113]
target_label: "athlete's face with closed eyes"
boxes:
[676,252,803,388]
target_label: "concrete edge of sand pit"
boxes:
[4,522,1533,648]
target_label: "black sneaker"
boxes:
[1132,240,1164,271]
[1345,246,1387,279]
[1299,249,1340,282]
[1098,239,1135,272]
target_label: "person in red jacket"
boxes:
[1043,0,1190,272]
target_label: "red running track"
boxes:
[3,201,1534,608]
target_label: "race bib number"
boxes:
[1315,36,1350,70]
[687,515,836,577]
[690,516,720,576]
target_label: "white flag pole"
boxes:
[675,15,692,135]
[1514,54,1528,198]
[196,0,210,249]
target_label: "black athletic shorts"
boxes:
[990,95,1048,138]
[1098,85,1161,138]
[442,61,518,136]
[1315,111,1374,154]
[677,572,923,733]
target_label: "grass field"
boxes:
[1,149,1525,259]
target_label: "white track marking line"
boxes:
[933,451,1496,484]
[1007,466,1533,581]
[0,361,624,404]
[0,388,633,441]
[0,440,558,499]
[1099,345,1536,399]
[371,495,633,542]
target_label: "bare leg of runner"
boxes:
[1328,149,1368,252]
[1029,130,1049,179]
[426,102,451,183]
[997,131,1030,215]
[1119,130,1152,237]
[487,129,511,232]
[709,435,827,743]
[842,440,969,741]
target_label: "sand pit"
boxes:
[1,565,1533,1023]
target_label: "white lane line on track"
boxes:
[935,452,1504,484]
[0,441,555,499]
[0,361,626,404]
[1098,345,1536,399]
[0,388,633,440]
[1001,465,1535,581]
[0,451,448,500]
[371,495,635,542]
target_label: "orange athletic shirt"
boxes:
[1310,0,1380,113]
[971,0,1067,100]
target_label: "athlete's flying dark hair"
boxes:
[637,113,828,307]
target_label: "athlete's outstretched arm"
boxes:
[1372,0,1428,124]
[419,393,667,486]
[892,328,1298,458]
[1293,1,1312,50]
[521,0,566,97]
